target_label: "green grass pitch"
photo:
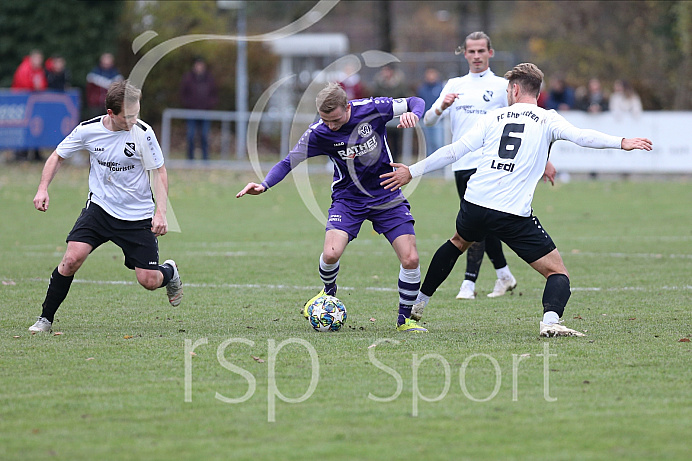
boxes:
[1,164,690,460]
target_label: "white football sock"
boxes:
[496,265,513,280]
[415,292,430,306]
[543,311,560,325]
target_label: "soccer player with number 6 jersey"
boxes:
[380,63,652,337]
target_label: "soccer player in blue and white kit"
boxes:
[29,80,182,333]
[237,82,427,332]
[381,63,652,337]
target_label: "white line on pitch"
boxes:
[23,278,692,293]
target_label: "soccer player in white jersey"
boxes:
[423,31,556,300]
[28,80,182,333]
[381,63,652,337]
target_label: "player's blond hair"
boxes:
[316,82,348,114]
[106,80,142,115]
[504,63,544,97]
[456,31,493,54]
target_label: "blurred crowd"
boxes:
[7,48,644,162]
[537,73,642,118]
[9,50,123,162]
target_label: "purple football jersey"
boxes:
[263,97,421,208]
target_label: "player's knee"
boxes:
[60,255,84,275]
[401,253,419,269]
[137,272,160,291]
[322,250,341,264]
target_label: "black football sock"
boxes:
[420,240,463,297]
[464,241,485,282]
[40,267,74,323]
[484,234,507,269]
[542,274,571,318]
[158,263,174,288]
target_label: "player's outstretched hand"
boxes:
[379,163,412,191]
[543,160,557,186]
[236,182,266,198]
[621,138,653,151]
[34,190,49,212]
[397,112,419,129]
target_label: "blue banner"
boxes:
[0,89,81,149]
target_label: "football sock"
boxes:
[485,233,507,269]
[319,253,339,296]
[415,292,430,307]
[542,311,560,325]
[397,265,420,325]
[464,241,484,282]
[496,265,513,280]
[542,273,571,319]
[420,240,463,297]
[158,263,174,288]
[40,267,74,323]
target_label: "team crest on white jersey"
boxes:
[124,142,136,157]
[357,122,372,138]
[483,90,494,102]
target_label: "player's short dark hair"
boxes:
[316,82,348,113]
[504,63,544,97]
[106,80,142,115]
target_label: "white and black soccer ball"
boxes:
[307,295,347,332]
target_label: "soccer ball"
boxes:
[307,295,347,332]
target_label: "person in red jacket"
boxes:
[12,50,47,161]
[12,50,47,91]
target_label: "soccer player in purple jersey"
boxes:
[237,82,427,332]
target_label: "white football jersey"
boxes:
[424,69,508,171]
[411,103,623,217]
[56,116,164,220]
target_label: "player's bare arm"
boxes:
[33,151,64,212]
[236,182,266,198]
[396,112,419,129]
[379,163,412,191]
[621,137,653,151]
[151,164,169,237]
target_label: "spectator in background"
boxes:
[371,64,410,162]
[537,81,549,108]
[576,77,608,113]
[86,53,123,119]
[545,74,575,111]
[45,55,70,91]
[180,57,218,161]
[338,63,367,100]
[609,79,642,119]
[11,50,47,162]
[416,68,445,154]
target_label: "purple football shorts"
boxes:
[326,199,415,244]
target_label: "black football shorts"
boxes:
[66,202,159,270]
[456,200,556,264]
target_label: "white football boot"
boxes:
[456,280,476,300]
[539,321,585,337]
[164,260,183,306]
[487,275,517,298]
[29,316,52,333]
